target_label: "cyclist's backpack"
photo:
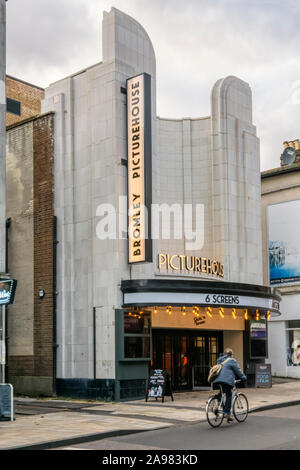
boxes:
[207,358,231,384]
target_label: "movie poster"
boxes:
[268,200,300,285]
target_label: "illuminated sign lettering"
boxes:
[127,73,152,263]
[158,253,224,279]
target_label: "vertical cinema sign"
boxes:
[127,73,152,263]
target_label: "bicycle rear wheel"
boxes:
[206,397,224,428]
[232,393,248,422]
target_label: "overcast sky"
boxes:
[5,0,300,170]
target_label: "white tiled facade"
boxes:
[42,8,263,382]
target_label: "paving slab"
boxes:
[0,412,171,450]
[1,379,300,450]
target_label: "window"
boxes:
[124,312,151,334]
[124,336,150,359]
[249,320,267,358]
[286,321,300,366]
[6,98,21,116]
[250,340,266,358]
[123,311,151,359]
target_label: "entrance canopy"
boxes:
[121,279,281,318]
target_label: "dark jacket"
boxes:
[213,354,246,387]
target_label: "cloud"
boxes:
[6,0,99,85]
[5,0,300,170]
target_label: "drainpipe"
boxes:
[52,216,58,395]
[5,218,10,273]
[5,218,11,382]
[93,307,96,381]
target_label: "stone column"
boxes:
[211,76,262,285]
[0,0,5,383]
[0,0,6,273]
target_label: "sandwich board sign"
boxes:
[146,369,174,403]
[0,384,14,421]
[255,364,272,388]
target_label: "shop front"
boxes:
[152,329,223,391]
[114,279,281,399]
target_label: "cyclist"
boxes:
[213,347,247,422]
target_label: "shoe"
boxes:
[226,414,234,422]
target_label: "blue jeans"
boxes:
[214,382,233,414]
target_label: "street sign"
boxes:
[0,279,17,305]
[0,384,14,421]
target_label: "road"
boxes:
[55,404,300,451]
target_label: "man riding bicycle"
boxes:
[213,347,247,422]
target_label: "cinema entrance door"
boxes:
[152,329,223,390]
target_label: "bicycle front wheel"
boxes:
[232,393,248,422]
[206,397,224,428]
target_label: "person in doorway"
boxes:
[213,347,247,422]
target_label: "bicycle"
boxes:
[206,380,249,428]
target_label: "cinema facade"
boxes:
[36,8,281,400]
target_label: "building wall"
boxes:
[6,76,44,127]
[6,113,55,396]
[42,8,262,386]
[262,167,300,378]
[156,81,262,286]
[261,169,300,298]
[6,120,34,359]
[0,0,6,272]
[262,170,300,289]
[267,321,287,376]
[211,77,262,285]
[42,7,157,382]
[40,8,262,388]
[156,117,213,262]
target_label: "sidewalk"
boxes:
[1,378,300,450]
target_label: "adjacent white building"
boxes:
[262,141,300,379]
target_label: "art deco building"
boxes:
[5,8,280,399]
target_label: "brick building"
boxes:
[3,74,54,395]
[6,112,55,395]
[6,75,44,126]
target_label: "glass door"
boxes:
[173,335,191,390]
[152,330,222,391]
[192,334,221,388]
[152,333,173,383]
[192,336,206,388]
